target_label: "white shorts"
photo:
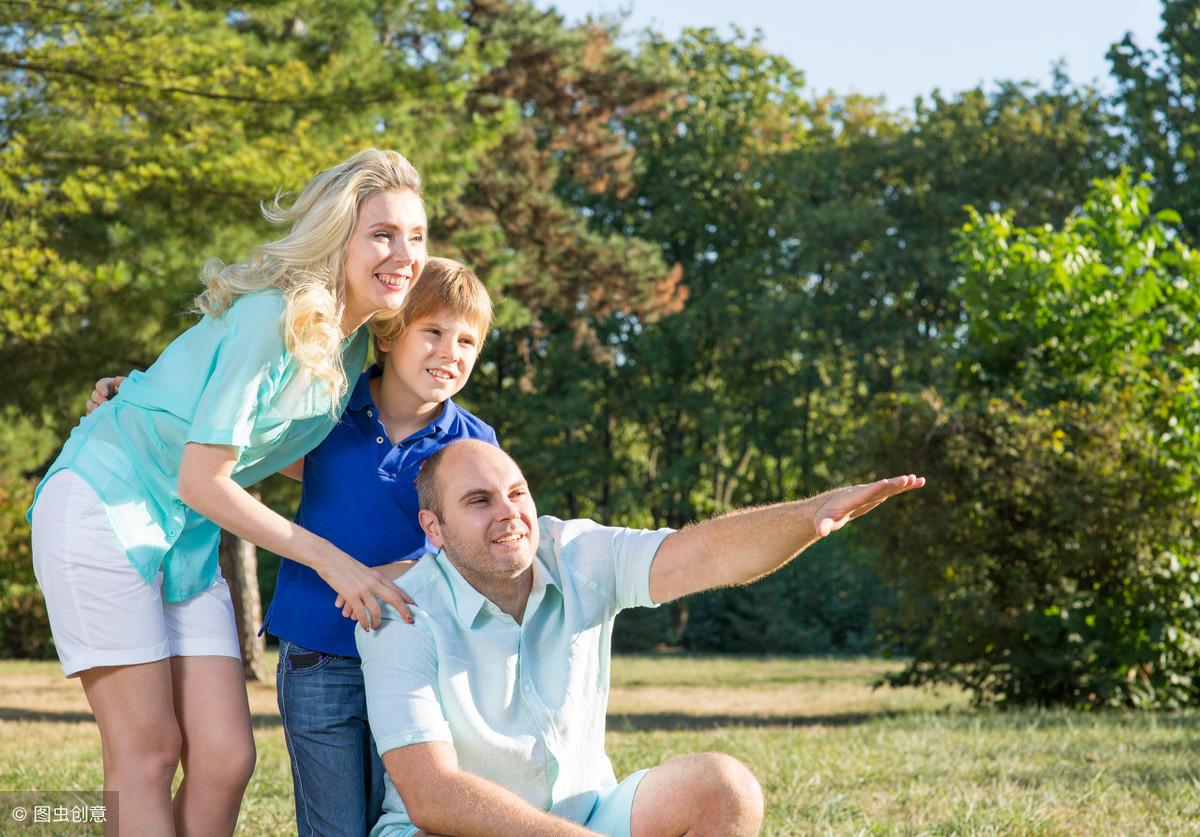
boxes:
[31,469,241,678]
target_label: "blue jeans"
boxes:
[277,639,386,837]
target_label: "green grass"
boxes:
[3,655,1199,835]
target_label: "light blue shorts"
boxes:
[584,769,651,837]
[381,769,652,837]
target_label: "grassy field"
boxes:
[2,655,1199,835]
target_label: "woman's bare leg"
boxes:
[80,661,181,837]
[169,656,256,836]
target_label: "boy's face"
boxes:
[379,313,481,409]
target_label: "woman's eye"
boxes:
[374,231,392,240]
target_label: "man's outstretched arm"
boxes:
[385,742,595,837]
[648,474,924,604]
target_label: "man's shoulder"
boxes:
[536,516,630,565]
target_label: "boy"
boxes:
[87,257,497,836]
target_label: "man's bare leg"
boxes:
[630,752,764,837]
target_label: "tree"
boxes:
[0,0,508,669]
[1111,0,1200,237]
[868,175,1200,708]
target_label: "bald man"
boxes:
[356,440,924,837]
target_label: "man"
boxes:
[356,440,923,836]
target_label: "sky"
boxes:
[533,0,1165,108]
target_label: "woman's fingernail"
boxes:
[404,615,414,624]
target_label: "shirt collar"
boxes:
[433,542,560,628]
[434,548,490,625]
[428,397,459,436]
[346,365,380,413]
[347,365,461,438]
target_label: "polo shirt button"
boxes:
[376,436,385,444]
[367,409,374,418]
[522,683,531,693]
[168,529,177,538]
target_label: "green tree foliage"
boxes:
[579,28,1114,649]
[868,175,1200,707]
[1111,0,1200,237]
[1,0,509,419]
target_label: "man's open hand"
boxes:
[812,474,925,538]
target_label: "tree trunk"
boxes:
[218,527,267,683]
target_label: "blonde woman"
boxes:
[28,148,424,836]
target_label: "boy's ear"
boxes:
[418,509,444,547]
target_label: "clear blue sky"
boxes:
[535,0,1165,107]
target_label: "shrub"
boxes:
[868,389,1200,708]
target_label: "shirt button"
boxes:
[367,409,374,418]
[522,683,531,693]
[167,529,178,538]
[376,436,385,444]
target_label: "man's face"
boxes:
[421,443,540,588]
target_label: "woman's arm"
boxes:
[178,442,411,628]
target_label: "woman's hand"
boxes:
[324,557,417,628]
[335,559,418,625]
[86,375,126,413]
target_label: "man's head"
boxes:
[416,440,540,588]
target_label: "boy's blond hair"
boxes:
[370,257,493,352]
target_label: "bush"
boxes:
[0,473,55,659]
[867,389,1200,708]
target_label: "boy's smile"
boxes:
[375,314,481,432]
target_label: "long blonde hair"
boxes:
[195,148,424,406]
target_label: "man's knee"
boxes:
[699,752,764,823]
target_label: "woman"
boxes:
[29,148,423,835]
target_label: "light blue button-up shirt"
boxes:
[356,515,674,837]
[29,289,369,602]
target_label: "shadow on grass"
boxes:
[1,705,899,732]
[605,710,903,731]
[0,707,288,729]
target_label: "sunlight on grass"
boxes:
[3,655,1198,835]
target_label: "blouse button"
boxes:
[376,436,385,444]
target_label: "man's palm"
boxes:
[813,475,924,538]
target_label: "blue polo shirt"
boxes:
[264,366,498,657]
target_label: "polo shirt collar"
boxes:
[347,365,380,413]
[347,365,461,439]
[428,397,460,437]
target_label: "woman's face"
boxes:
[342,189,428,331]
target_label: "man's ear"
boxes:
[419,509,444,548]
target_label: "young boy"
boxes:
[267,256,497,835]
[87,257,497,836]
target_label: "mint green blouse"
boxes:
[29,290,369,602]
